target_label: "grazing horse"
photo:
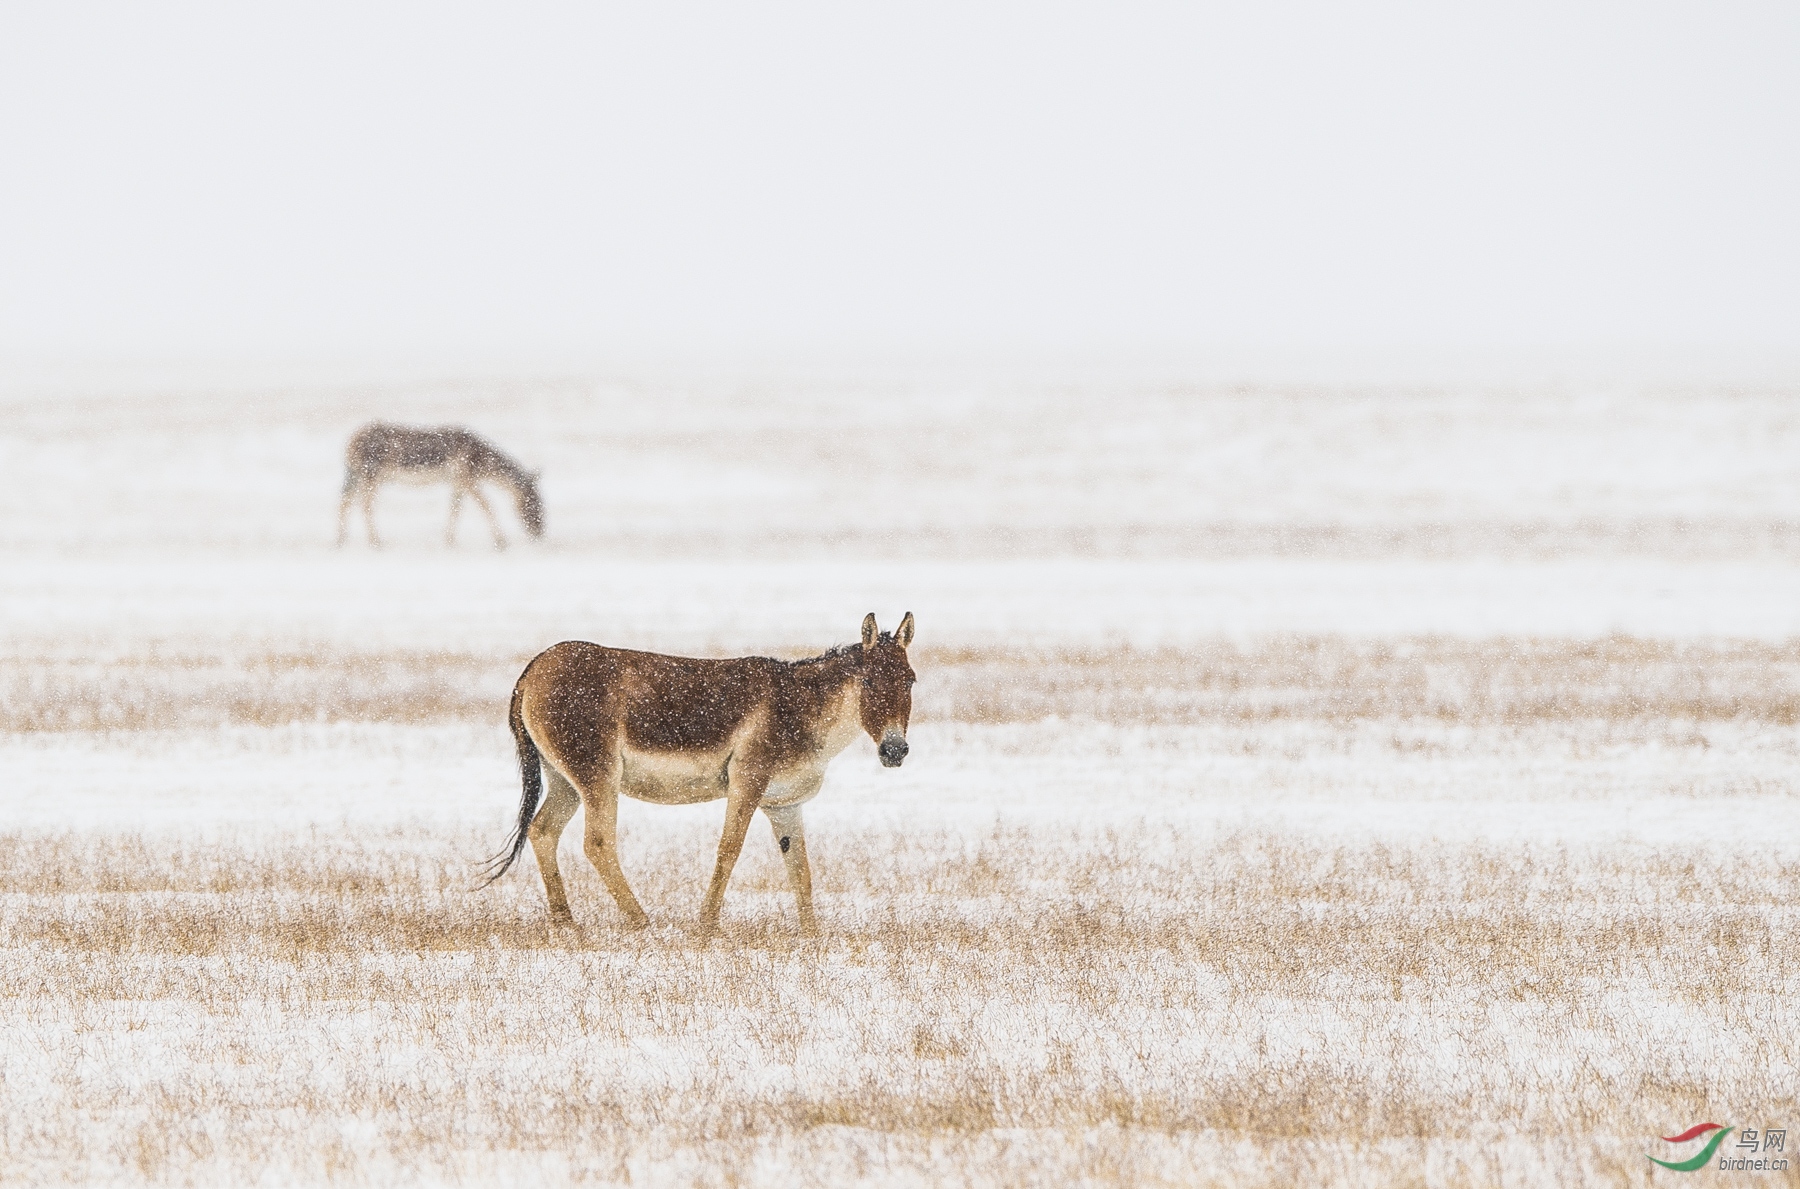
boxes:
[336,422,545,549]
[485,612,917,936]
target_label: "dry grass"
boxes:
[929,638,1800,726]
[244,516,1800,561]
[5,635,1798,1184]
[8,637,1800,732]
[634,515,1800,561]
[0,648,525,732]
[2,825,1794,1187]
[11,373,1800,1186]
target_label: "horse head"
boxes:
[857,611,915,766]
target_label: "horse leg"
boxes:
[360,486,382,549]
[762,804,818,936]
[335,475,356,547]
[528,764,582,921]
[467,486,508,550]
[573,758,649,930]
[698,769,766,936]
[445,486,463,547]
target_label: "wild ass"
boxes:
[485,613,917,936]
[336,422,545,548]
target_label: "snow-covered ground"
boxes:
[5,717,1799,855]
[5,380,1800,558]
[13,554,1800,655]
[7,378,1800,841]
[3,377,1798,1186]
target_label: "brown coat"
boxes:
[486,613,916,935]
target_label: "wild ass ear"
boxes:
[862,613,879,650]
[896,611,914,648]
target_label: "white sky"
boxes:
[0,2,1796,376]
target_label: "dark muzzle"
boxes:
[879,737,909,767]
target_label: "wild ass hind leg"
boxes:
[359,485,383,549]
[528,765,582,922]
[762,803,818,936]
[466,485,508,550]
[698,768,767,938]
[569,756,649,930]
[335,475,356,547]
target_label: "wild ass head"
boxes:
[516,471,545,538]
[858,611,916,767]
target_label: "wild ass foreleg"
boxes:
[699,772,766,936]
[359,485,382,549]
[529,766,582,921]
[762,804,817,936]
[574,758,649,930]
[466,485,508,549]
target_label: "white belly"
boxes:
[618,746,731,804]
[616,744,828,808]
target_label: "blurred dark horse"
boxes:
[336,422,544,548]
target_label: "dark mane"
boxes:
[779,635,897,668]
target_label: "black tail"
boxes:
[481,680,541,884]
